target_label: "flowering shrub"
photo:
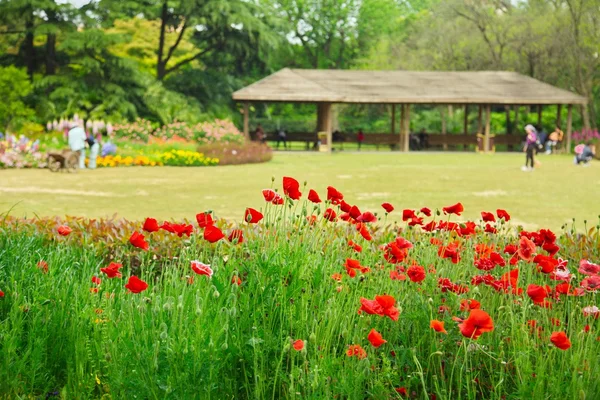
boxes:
[92,154,160,167]
[113,118,155,142]
[158,149,218,166]
[114,119,243,145]
[0,179,598,398]
[572,128,600,143]
[0,134,47,169]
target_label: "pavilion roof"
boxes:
[232,68,586,105]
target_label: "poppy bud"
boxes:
[163,303,173,311]
[160,331,168,340]
[436,209,441,216]
[221,342,228,350]
[195,307,202,316]
[213,290,220,298]
[271,176,275,182]
[230,306,237,317]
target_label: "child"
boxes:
[522,124,538,171]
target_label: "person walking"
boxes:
[522,124,538,172]
[357,130,364,151]
[67,122,87,169]
[276,127,287,149]
[87,130,101,169]
[545,126,563,154]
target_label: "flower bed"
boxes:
[0,133,47,169]
[0,178,598,398]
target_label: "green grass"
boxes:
[0,152,598,230]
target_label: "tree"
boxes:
[0,65,35,130]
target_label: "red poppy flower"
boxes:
[484,224,497,234]
[348,240,362,252]
[503,244,518,255]
[367,328,387,347]
[422,221,436,232]
[323,208,337,222]
[527,284,550,303]
[402,209,416,221]
[496,209,510,221]
[490,252,506,267]
[283,176,301,200]
[292,339,304,351]
[339,200,352,213]
[420,207,432,216]
[346,344,367,359]
[262,189,276,202]
[542,242,560,256]
[581,275,600,291]
[460,299,481,311]
[143,218,160,232]
[359,295,400,321]
[129,231,149,250]
[37,260,49,273]
[244,207,263,224]
[0,289,4,298]
[550,331,571,350]
[191,260,213,277]
[232,276,242,286]
[381,202,394,213]
[438,242,461,264]
[308,189,322,203]
[554,282,572,295]
[195,212,214,228]
[357,212,377,223]
[204,225,225,243]
[57,225,72,236]
[408,216,424,226]
[481,211,495,222]
[91,276,102,286]
[430,320,447,334]
[272,194,284,205]
[100,262,122,278]
[331,273,343,281]
[458,309,494,339]
[395,387,408,396]
[390,270,406,280]
[125,276,148,294]
[442,202,464,216]
[349,205,361,220]
[579,260,600,276]
[327,186,344,204]
[160,222,194,237]
[518,236,536,262]
[407,265,426,283]
[228,229,244,244]
[356,223,372,241]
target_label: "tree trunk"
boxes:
[24,10,36,80]
[45,33,56,75]
[156,0,168,80]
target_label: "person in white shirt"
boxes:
[67,123,87,169]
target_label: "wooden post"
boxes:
[477,105,483,133]
[513,105,520,134]
[566,104,573,153]
[484,104,491,153]
[537,105,543,127]
[243,102,249,140]
[556,104,562,128]
[391,104,396,136]
[399,104,405,150]
[440,105,448,151]
[505,105,513,151]
[403,104,411,152]
[463,105,469,134]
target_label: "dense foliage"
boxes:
[0,178,599,398]
[0,0,598,134]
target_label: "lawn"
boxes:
[0,152,597,231]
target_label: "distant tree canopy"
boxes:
[0,0,598,131]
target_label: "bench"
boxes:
[427,134,478,149]
[264,132,318,150]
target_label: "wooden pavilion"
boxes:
[232,68,587,152]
